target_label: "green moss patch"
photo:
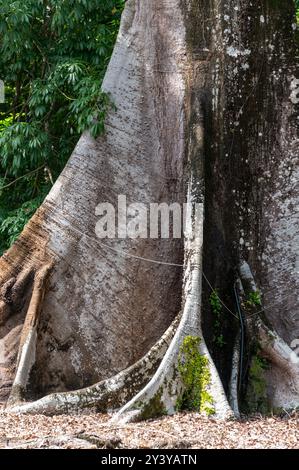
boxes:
[176,336,215,415]
[138,388,167,421]
[245,353,270,414]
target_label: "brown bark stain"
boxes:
[0,206,54,401]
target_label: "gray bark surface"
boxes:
[0,0,298,416]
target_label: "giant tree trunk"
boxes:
[0,0,298,419]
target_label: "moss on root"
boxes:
[137,388,167,421]
[176,336,215,416]
[245,353,270,414]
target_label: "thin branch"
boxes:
[0,164,46,190]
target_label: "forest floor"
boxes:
[0,408,298,449]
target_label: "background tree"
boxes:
[0,0,124,253]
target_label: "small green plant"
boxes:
[246,290,262,308]
[215,334,226,348]
[209,290,226,348]
[210,290,222,316]
[177,336,215,415]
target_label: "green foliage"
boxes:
[0,0,124,254]
[246,291,262,308]
[177,336,215,415]
[0,195,43,252]
[0,122,50,176]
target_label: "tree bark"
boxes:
[0,0,298,418]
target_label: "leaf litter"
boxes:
[0,406,297,449]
